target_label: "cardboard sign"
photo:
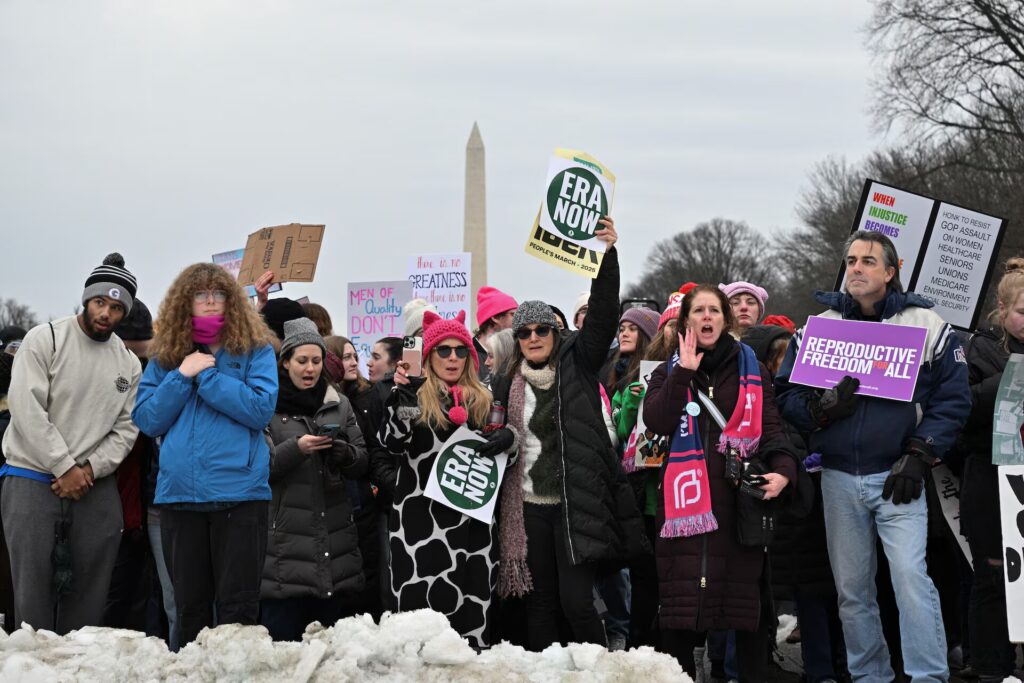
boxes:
[347,280,413,378]
[212,248,282,298]
[837,179,1007,331]
[930,465,972,565]
[423,426,508,524]
[790,317,928,402]
[993,353,1024,467]
[525,149,615,278]
[406,252,471,321]
[237,223,325,286]
[998,464,1024,641]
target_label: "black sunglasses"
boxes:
[515,325,554,340]
[435,344,470,359]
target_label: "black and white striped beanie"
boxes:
[82,253,137,314]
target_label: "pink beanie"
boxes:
[476,286,518,329]
[719,281,769,323]
[422,310,480,371]
[658,292,684,330]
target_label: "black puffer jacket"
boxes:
[261,384,369,600]
[961,325,1022,462]
[959,325,1024,558]
[369,375,399,503]
[493,248,648,566]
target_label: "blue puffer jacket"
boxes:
[775,288,970,476]
[132,344,278,503]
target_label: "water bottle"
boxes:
[484,401,506,433]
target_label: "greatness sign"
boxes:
[790,317,928,402]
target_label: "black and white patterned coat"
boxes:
[379,380,509,648]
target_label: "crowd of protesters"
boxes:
[0,222,1022,683]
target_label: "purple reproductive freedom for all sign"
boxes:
[789,316,928,402]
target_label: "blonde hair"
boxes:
[417,357,491,431]
[149,263,275,368]
[992,256,1024,349]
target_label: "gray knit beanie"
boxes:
[82,253,137,314]
[511,300,558,335]
[279,317,326,359]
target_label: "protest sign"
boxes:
[836,179,1007,331]
[998,464,1024,641]
[915,203,1007,329]
[790,317,928,401]
[993,353,1024,467]
[626,360,668,469]
[930,465,972,565]
[347,280,413,378]
[212,248,282,298]
[237,223,325,286]
[837,181,937,290]
[406,252,471,321]
[525,149,615,278]
[423,426,508,524]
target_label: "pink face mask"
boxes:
[192,315,226,344]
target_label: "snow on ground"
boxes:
[0,609,688,682]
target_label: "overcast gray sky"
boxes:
[1,1,877,330]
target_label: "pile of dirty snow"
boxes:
[0,609,687,682]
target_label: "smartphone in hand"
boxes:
[318,423,341,439]
[402,336,423,377]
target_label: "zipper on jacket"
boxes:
[693,371,714,627]
[555,368,577,565]
[696,533,709,627]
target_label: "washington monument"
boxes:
[463,122,486,327]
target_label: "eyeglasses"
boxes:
[193,290,228,303]
[515,325,553,340]
[435,345,470,359]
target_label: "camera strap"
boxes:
[696,390,728,431]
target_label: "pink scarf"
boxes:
[192,315,225,345]
[661,343,763,538]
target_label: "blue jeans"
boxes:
[821,469,948,683]
[147,513,178,651]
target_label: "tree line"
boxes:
[628,0,1024,327]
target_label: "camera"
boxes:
[723,446,743,484]
[403,336,419,349]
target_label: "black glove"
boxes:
[809,375,861,426]
[473,427,515,459]
[882,438,936,505]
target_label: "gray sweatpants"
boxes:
[1,475,122,633]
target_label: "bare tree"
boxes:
[868,0,1024,168]
[626,218,780,304]
[0,298,39,330]
[770,157,867,322]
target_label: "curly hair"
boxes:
[149,263,274,369]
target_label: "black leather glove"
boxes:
[809,375,861,427]
[473,427,515,458]
[882,438,936,505]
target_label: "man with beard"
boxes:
[1,253,142,633]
